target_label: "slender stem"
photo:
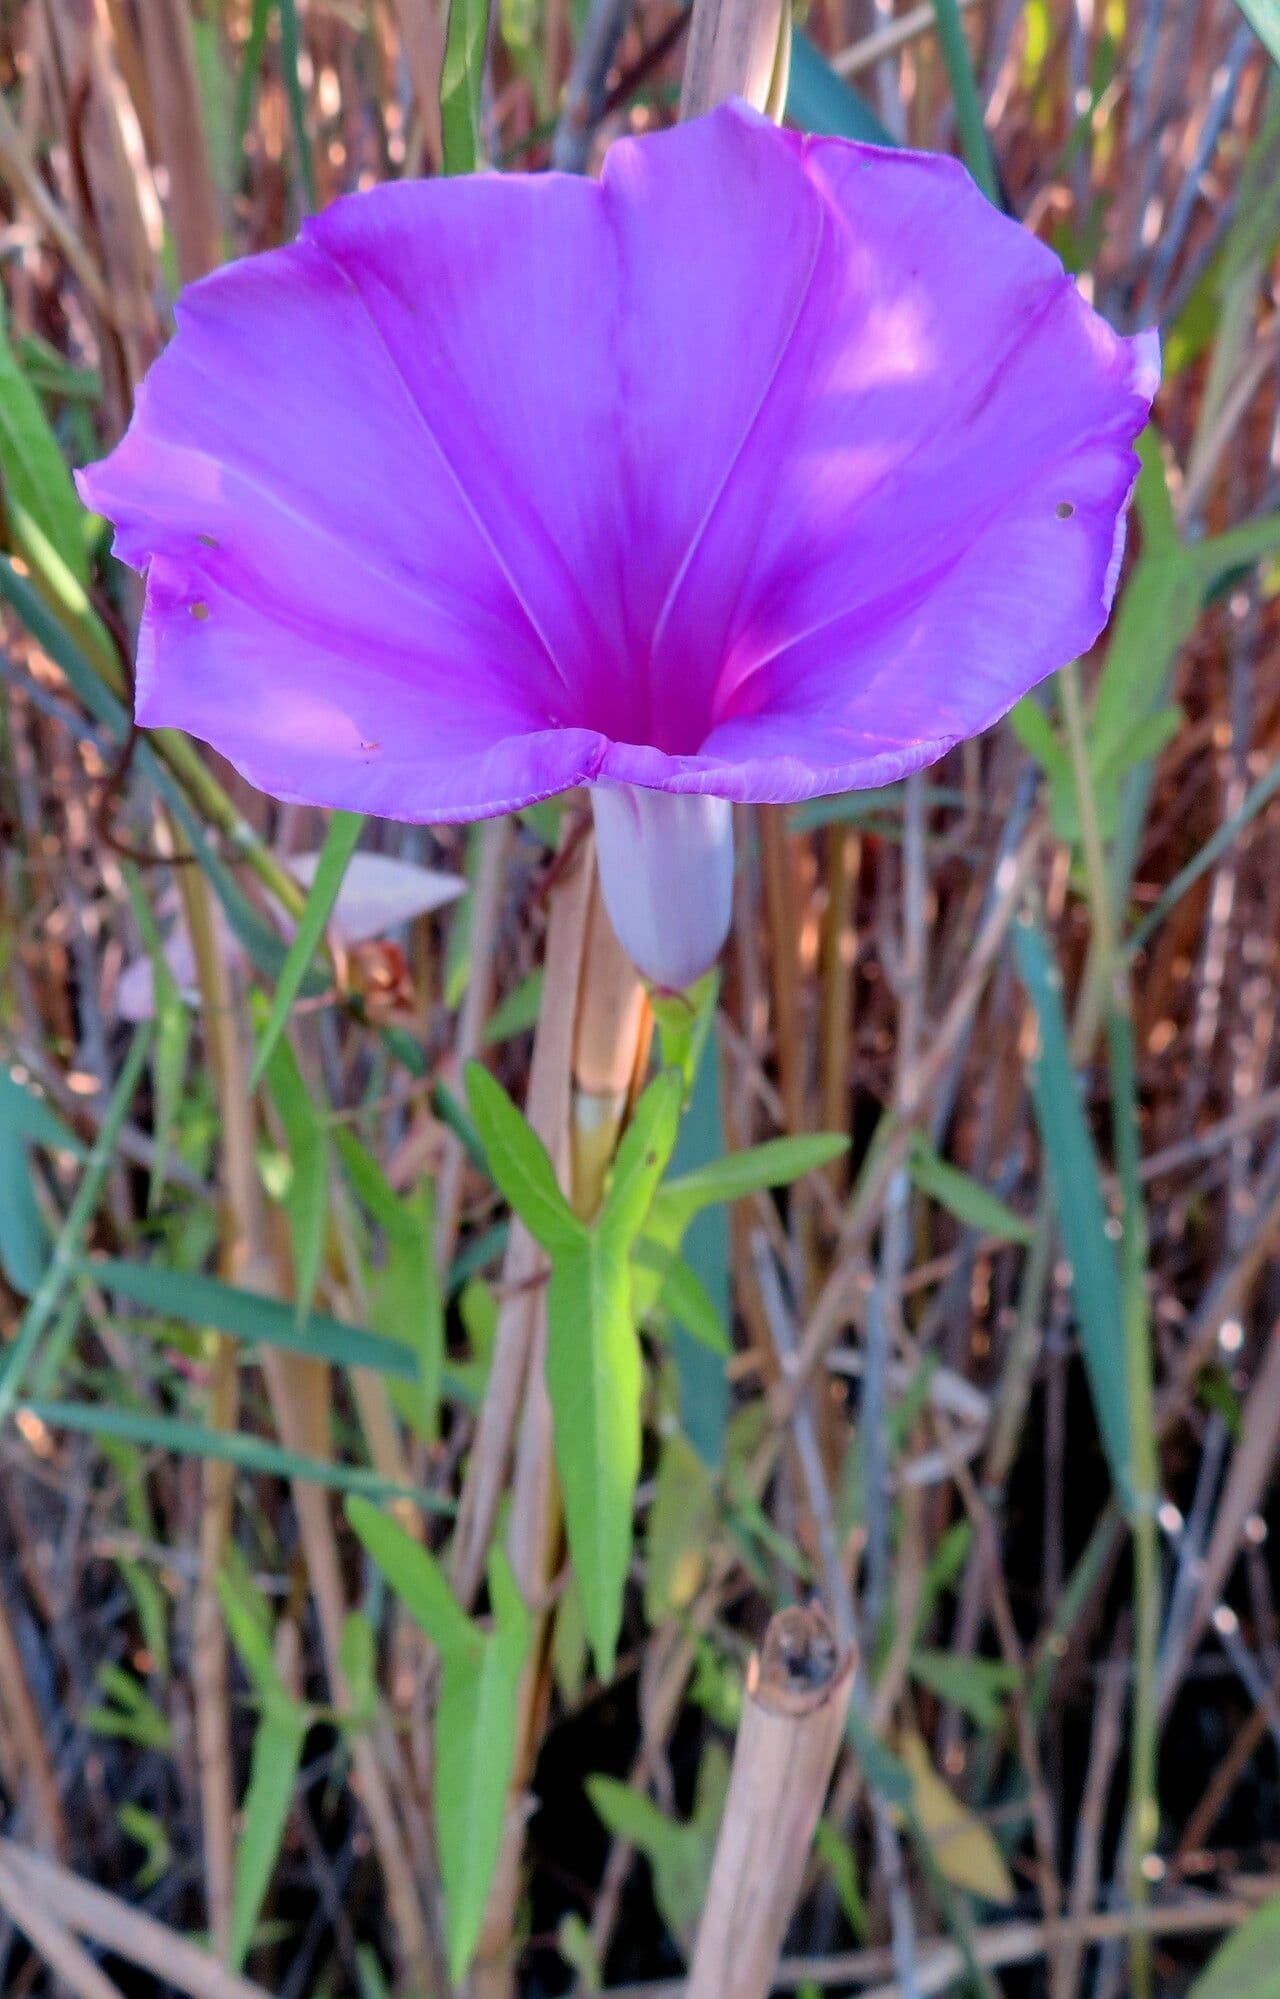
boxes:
[177,855,251,1963]
[1061,659,1159,1999]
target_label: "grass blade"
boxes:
[250,810,363,1089]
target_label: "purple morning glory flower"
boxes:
[79,101,1157,991]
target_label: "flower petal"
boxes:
[650,134,1156,796]
[79,183,615,817]
[82,104,1155,824]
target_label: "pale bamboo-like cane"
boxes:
[687,1606,856,1999]
[472,847,650,1999]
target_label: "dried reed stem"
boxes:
[0,1840,273,1999]
[687,1605,856,1999]
[177,861,254,1964]
[680,0,791,119]
[473,850,648,1998]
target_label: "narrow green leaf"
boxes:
[275,0,317,211]
[26,1401,452,1508]
[661,1251,731,1356]
[785,28,897,144]
[599,1069,683,1252]
[907,1135,1036,1245]
[466,1061,581,1252]
[483,969,544,1046]
[1233,0,1280,70]
[440,0,488,173]
[652,1132,849,1233]
[436,1551,530,1982]
[1130,752,1280,956]
[663,1015,731,1468]
[347,1499,530,1983]
[84,1257,418,1378]
[0,1066,85,1156]
[0,1026,152,1425]
[930,0,1000,200]
[546,1233,642,1679]
[346,1496,474,1658]
[910,1649,1019,1730]
[586,1776,712,1949]
[123,868,190,1211]
[638,1244,729,1356]
[262,1032,329,1324]
[0,295,90,587]
[230,1702,309,1972]
[251,811,363,1088]
[1014,916,1132,1501]
[1188,1892,1280,1998]
[814,1820,870,1941]
[234,0,273,163]
[0,1121,49,1296]
[220,1570,284,1704]
[336,1132,442,1440]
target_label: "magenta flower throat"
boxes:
[80,101,1157,990]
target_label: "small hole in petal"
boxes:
[197,533,218,549]
[1056,501,1075,519]
[190,601,210,620]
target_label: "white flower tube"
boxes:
[590,783,734,991]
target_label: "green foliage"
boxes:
[785,29,897,144]
[441,0,488,173]
[85,1255,417,1377]
[0,1064,81,1296]
[221,1572,313,1972]
[644,1426,718,1624]
[0,1027,153,1425]
[906,1134,1036,1245]
[251,810,363,1087]
[116,1805,172,1890]
[261,1028,329,1323]
[84,1664,172,1751]
[26,1398,449,1506]
[346,1499,531,1982]
[587,1742,729,1952]
[1232,0,1280,68]
[467,1061,683,1675]
[1013,437,1280,854]
[928,0,1000,200]
[1014,915,1132,1504]
[337,1132,443,1441]
[123,868,190,1211]
[1189,1894,1280,1999]
[0,291,90,589]
[649,1130,849,1236]
[910,1650,1020,1731]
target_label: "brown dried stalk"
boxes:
[687,1605,856,1999]
[0,1840,273,1999]
[473,851,649,1999]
